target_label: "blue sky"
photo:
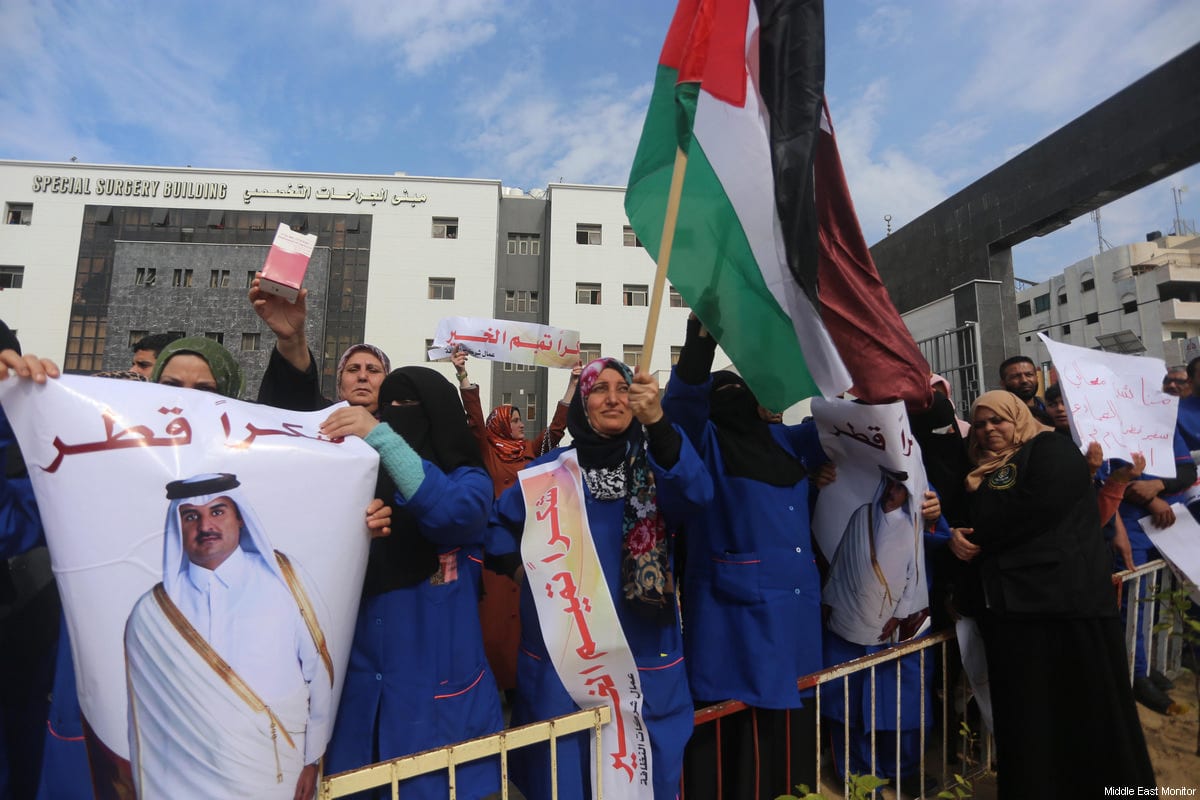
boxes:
[2,0,1198,283]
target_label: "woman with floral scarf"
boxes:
[487,357,712,800]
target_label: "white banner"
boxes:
[519,450,652,799]
[1142,503,1200,605]
[811,398,930,645]
[0,375,376,787]
[1039,333,1178,477]
[429,316,582,368]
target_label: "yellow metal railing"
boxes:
[320,705,611,799]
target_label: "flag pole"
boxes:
[640,147,688,374]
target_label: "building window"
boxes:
[432,217,459,239]
[1085,312,1099,324]
[623,284,649,307]
[246,270,257,288]
[204,332,224,345]
[209,269,230,288]
[1080,275,1095,292]
[135,268,157,286]
[1171,331,1188,340]
[172,269,194,287]
[502,362,512,372]
[623,226,643,248]
[501,392,512,406]
[1061,324,1071,335]
[428,278,456,300]
[241,332,261,351]
[5,202,32,225]
[1033,294,1050,313]
[671,346,683,365]
[180,227,194,243]
[526,399,537,423]
[668,287,687,308]
[623,345,643,368]
[506,233,541,255]
[1017,301,1031,318]
[1057,292,1068,305]
[579,343,601,363]
[576,224,602,245]
[128,329,149,347]
[1122,298,1138,315]
[576,283,601,304]
[0,266,24,289]
[504,290,539,313]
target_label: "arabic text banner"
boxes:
[1038,333,1178,478]
[429,316,582,368]
[0,375,377,770]
[1142,504,1200,605]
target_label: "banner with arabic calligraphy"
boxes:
[0,375,376,770]
[429,316,582,368]
[1038,333,1178,477]
[519,451,653,799]
[810,399,929,644]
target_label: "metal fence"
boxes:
[1114,558,1185,683]
[317,560,1185,799]
[320,706,610,799]
[682,630,992,800]
[915,322,984,420]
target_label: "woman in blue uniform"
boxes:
[320,366,503,799]
[488,358,712,800]
[662,316,827,799]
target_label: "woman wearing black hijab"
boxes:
[662,316,828,800]
[488,357,712,800]
[318,367,502,800]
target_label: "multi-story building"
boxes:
[0,160,695,422]
[1014,233,1200,368]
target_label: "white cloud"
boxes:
[833,80,950,242]
[855,5,911,46]
[336,0,505,74]
[459,67,654,188]
[954,0,1200,119]
[0,0,274,168]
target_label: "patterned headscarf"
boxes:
[150,336,245,400]
[335,344,390,401]
[965,390,1053,491]
[568,358,675,624]
[484,404,527,463]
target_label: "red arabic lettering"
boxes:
[42,406,192,473]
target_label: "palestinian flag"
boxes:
[625,0,932,411]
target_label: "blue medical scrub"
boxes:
[488,436,712,800]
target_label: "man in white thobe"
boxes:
[125,473,333,799]
[822,468,928,646]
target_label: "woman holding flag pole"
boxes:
[487,357,712,800]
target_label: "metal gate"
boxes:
[916,322,984,420]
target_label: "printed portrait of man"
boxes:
[821,467,929,646]
[124,473,333,799]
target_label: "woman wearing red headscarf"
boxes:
[451,347,580,694]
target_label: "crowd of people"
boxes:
[0,285,1181,799]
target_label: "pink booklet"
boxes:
[259,222,318,303]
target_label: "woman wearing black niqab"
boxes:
[318,366,502,800]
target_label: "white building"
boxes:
[0,160,697,421]
[1014,233,1200,367]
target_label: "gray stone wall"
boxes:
[104,240,329,399]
